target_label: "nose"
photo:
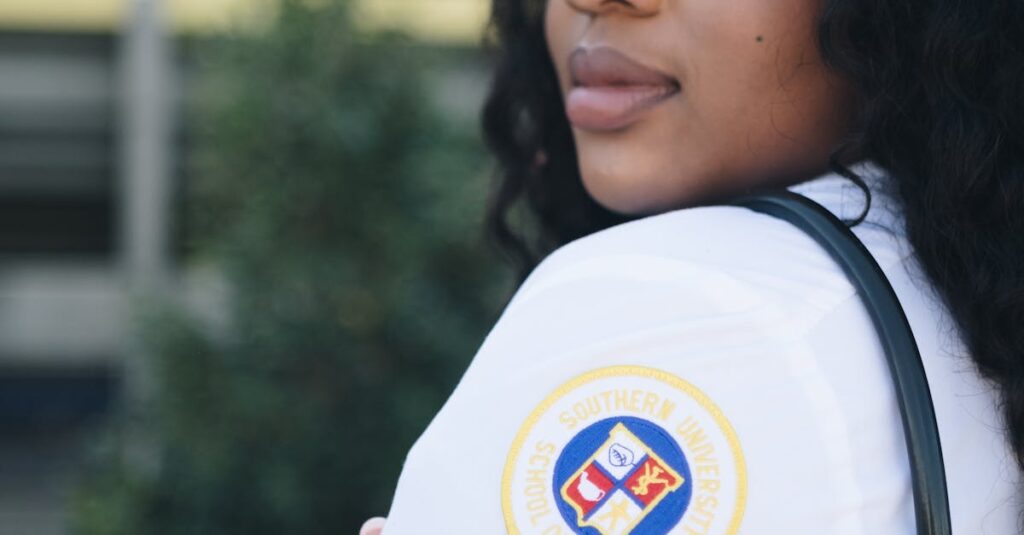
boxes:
[565,0,662,17]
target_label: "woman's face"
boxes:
[545,0,857,214]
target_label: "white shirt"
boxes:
[383,161,1019,534]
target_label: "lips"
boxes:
[566,47,681,132]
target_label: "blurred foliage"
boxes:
[73,0,509,532]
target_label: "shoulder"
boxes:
[466,205,917,532]
[505,204,862,331]
[387,202,920,533]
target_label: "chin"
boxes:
[580,171,690,216]
[578,160,716,216]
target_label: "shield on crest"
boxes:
[558,421,686,535]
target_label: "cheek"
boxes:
[673,0,847,177]
[683,0,831,134]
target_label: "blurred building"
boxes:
[0,1,488,533]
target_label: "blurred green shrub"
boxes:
[73,1,509,533]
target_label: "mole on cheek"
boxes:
[756,35,764,42]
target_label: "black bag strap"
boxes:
[732,190,952,535]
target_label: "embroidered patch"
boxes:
[502,366,746,535]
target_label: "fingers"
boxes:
[360,517,387,535]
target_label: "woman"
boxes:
[365,0,1023,532]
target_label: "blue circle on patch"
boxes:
[553,416,692,534]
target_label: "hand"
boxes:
[360,517,386,535]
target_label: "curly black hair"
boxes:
[482,0,1024,513]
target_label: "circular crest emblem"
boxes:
[502,366,746,535]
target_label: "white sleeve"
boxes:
[382,209,915,535]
